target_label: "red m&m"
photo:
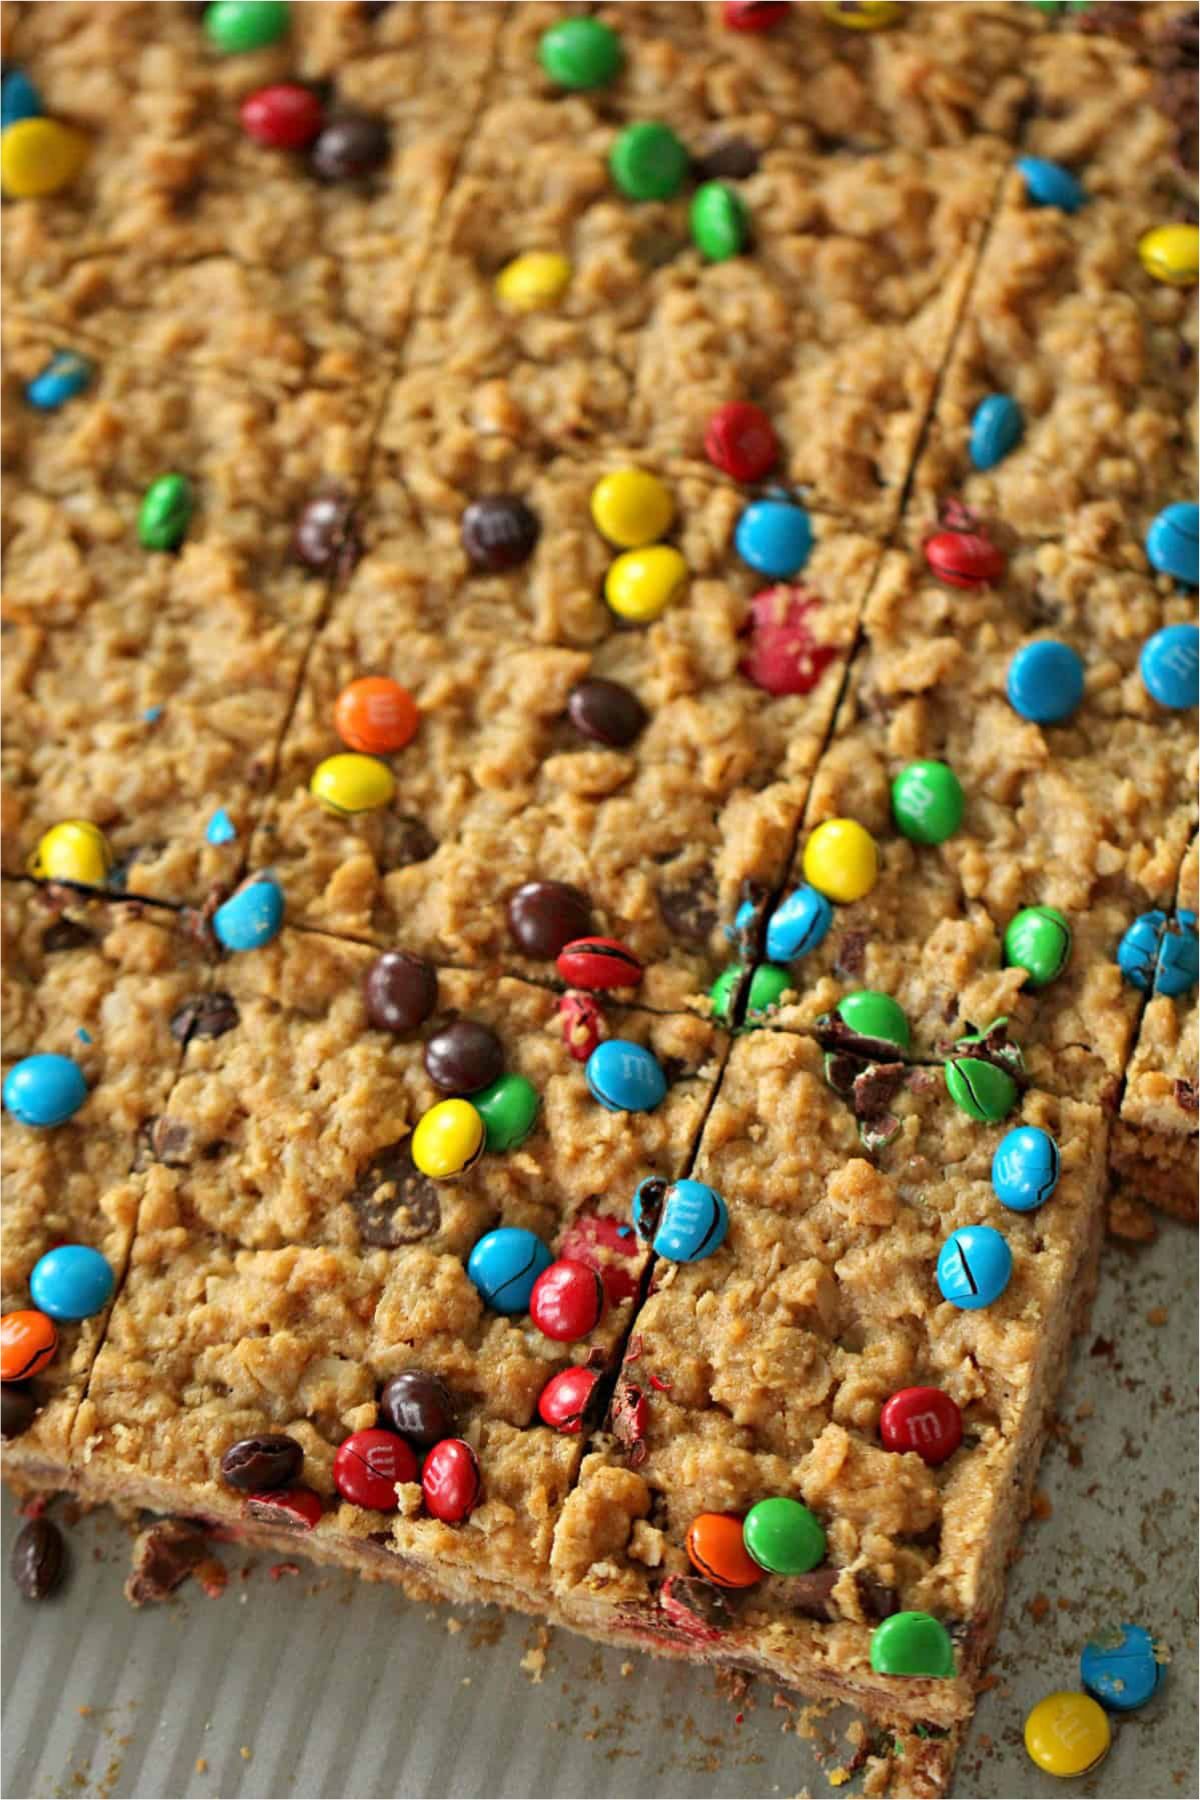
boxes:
[924,529,1005,590]
[529,1259,605,1341]
[723,1,790,29]
[240,84,325,150]
[559,990,605,1061]
[739,585,837,696]
[422,1437,481,1522]
[244,1486,324,1531]
[333,1427,418,1510]
[559,1212,641,1304]
[555,938,643,990]
[704,402,779,482]
[879,1387,963,1466]
[537,1366,601,1432]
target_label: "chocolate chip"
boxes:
[659,1574,734,1638]
[347,1141,442,1247]
[150,1117,194,1166]
[423,1019,504,1095]
[658,877,718,944]
[788,1567,840,1620]
[293,491,361,578]
[1175,1078,1198,1114]
[124,1518,208,1607]
[169,991,239,1044]
[851,1060,907,1118]
[856,1572,901,1621]
[693,136,761,181]
[379,813,436,870]
[11,1517,65,1601]
[834,929,868,978]
[311,112,389,181]
[460,496,540,572]
[507,880,591,958]
[1,1384,38,1440]
[608,1379,648,1464]
[40,918,94,953]
[364,951,438,1034]
[378,1371,457,1447]
[361,0,392,15]
[634,226,690,269]
[219,1433,304,1493]
[566,678,647,749]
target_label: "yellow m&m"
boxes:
[1024,1692,1111,1778]
[309,753,396,816]
[28,820,113,887]
[604,545,687,623]
[802,818,878,903]
[494,251,572,313]
[1138,223,1200,288]
[821,2,903,28]
[411,1099,485,1180]
[1,118,88,198]
[590,469,675,549]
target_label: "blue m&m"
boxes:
[1016,155,1086,212]
[26,349,93,411]
[212,874,284,951]
[1117,910,1198,995]
[765,884,833,963]
[1145,503,1199,586]
[936,1225,1013,1310]
[1,70,42,130]
[585,1039,667,1112]
[1156,912,1199,997]
[1006,640,1085,723]
[631,1176,729,1263]
[969,394,1023,471]
[1140,623,1199,710]
[3,1053,88,1127]
[30,1244,115,1321]
[992,1125,1060,1212]
[466,1227,553,1314]
[734,497,812,579]
[1080,1623,1163,1713]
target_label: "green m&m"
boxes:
[610,121,689,201]
[137,473,192,551]
[742,1497,826,1576]
[690,181,748,261]
[708,965,743,1025]
[1003,905,1071,988]
[945,1056,1018,1123]
[204,1,290,54]
[474,1073,540,1152]
[869,1611,956,1678]
[538,17,623,89]
[835,989,910,1051]
[891,760,964,845]
[744,962,791,1024]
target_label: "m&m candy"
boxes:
[743,963,792,1023]
[467,1227,552,1313]
[1079,1622,1163,1712]
[764,884,833,962]
[537,1366,602,1432]
[204,1,290,54]
[690,181,748,261]
[0,117,87,198]
[704,402,778,482]
[924,526,1005,588]
[590,468,674,548]
[1140,623,1199,710]
[0,1310,58,1382]
[137,473,192,551]
[26,350,92,411]
[609,121,689,201]
[555,938,643,989]
[586,1040,667,1112]
[529,1259,605,1341]
[240,83,324,148]
[410,1099,485,1180]
[1145,503,1199,586]
[1024,1692,1111,1777]
[1004,905,1071,987]
[992,1125,1060,1211]
[1,70,41,130]
[334,677,419,753]
[3,1054,88,1128]
[1137,223,1199,287]
[945,1054,1018,1122]
[891,761,964,844]
[1117,910,1198,996]
[632,1176,728,1263]
[821,1,902,25]
[333,1428,417,1511]
[802,818,878,903]
[604,545,687,622]
[27,820,113,887]
[421,1438,481,1522]
[29,1245,114,1321]
[1016,155,1086,212]
[879,1388,962,1465]
[968,394,1023,471]
[742,1497,825,1575]
[734,497,812,579]
[686,1514,761,1588]
[870,1612,956,1677]
[936,1225,1013,1310]
[212,875,284,951]
[1006,641,1085,724]
[538,17,623,89]
[833,989,910,1051]
[310,752,396,815]
[494,251,572,312]
[473,1074,540,1153]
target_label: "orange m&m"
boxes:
[334,677,419,755]
[1,1308,58,1381]
[685,1512,762,1589]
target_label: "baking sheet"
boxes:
[3,1215,1196,1800]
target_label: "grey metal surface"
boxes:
[3,1217,1196,1800]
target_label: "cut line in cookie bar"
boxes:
[1110,834,1199,1221]
[20,927,729,1622]
[248,462,883,1010]
[549,1028,1109,1736]
[1,884,208,1480]
[747,536,1198,1103]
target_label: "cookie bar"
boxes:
[3,1,502,368]
[250,459,881,1008]
[1111,836,1199,1220]
[2,332,378,900]
[54,927,727,1616]
[760,539,1198,1101]
[550,1029,1109,1734]
[2,883,204,1477]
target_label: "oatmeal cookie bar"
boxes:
[2,336,377,900]
[250,466,880,1009]
[550,1030,1108,1733]
[3,2,502,365]
[1111,836,1199,1220]
[2,884,204,1476]
[761,540,1198,1100]
[55,928,726,1615]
